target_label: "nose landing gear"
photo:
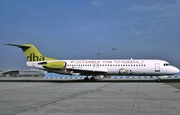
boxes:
[158,78,161,82]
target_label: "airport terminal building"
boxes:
[0,68,45,77]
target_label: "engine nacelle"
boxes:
[39,61,66,69]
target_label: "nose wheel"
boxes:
[158,78,161,82]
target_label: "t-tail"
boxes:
[5,44,56,62]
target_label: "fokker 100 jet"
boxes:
[6,44,179,81]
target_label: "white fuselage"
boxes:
[26,59,179,76]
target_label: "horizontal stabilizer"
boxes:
[5,44,30,48]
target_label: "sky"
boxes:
[0,0,180,72]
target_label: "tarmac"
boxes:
[1,77,180,115]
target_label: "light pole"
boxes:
[95,52,101,59]
[112,48,117,58]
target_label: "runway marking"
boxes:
[130,83,139,115]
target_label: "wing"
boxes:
[66,68,108,76]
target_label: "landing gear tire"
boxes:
[84,77,89,81]
[158,78,161,82]
[90,77,95,81]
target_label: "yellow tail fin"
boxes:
[5,44,56,61]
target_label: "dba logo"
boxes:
[27,53,44,61]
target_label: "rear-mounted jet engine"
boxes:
[38,61,66,69]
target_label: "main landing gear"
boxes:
[84,76,96,81]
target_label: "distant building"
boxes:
[19,69,45,76]
[3,70,19,76]
[0,68,45,77]
[0,69,3,76]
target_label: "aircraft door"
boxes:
[155,63,160,72]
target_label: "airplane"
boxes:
[6,44,179,81]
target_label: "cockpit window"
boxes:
[164,63,169,66]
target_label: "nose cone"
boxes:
[173,67,180,74]
[166,66,179,75]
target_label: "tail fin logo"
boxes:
[27,53,44,61]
